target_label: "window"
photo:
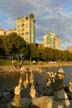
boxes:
[26,32,28,34]
[22,29,24,31]
[22,24,24,27]
[22,33,24,35]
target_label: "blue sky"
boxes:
[0,0,72,49]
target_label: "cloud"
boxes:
[0,0,72,49]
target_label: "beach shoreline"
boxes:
[0,63,72,73]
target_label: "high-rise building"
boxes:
[16,13,35,43]
[43,32,61,49]
[43,35,50,47]
[67,46,72,53]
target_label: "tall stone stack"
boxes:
[52,68,70,108]
[69,80,72,105]
[12,66,25,108]
[29,70,36,99]
[12,75,22,108]
[69,80,72,92]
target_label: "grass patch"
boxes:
[0,59,32,65]
[0,59,72,66]
[0,59,12,65]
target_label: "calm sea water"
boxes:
[47,66,72,85]
[0,66,72,91]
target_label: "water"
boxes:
[63,66,72,85]
[47,66,72,85]
[0,72,20,91]
[0,66,72,91]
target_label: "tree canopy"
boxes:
[2,33,26,55]
[0,33,72,62]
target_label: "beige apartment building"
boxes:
[43,32,61,49]
[67,46,72,53]
[0,27,6,36]
[43,35,50,47]
[16,14,35,43]
[6,28,16,35]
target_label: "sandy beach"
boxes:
[0,63,72,73]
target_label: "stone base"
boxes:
[12,95,21,108]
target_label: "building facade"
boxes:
[43,32,61,49]
[6,28,16,35]
[43,35,50,47]
[16,14,35,43]
[0,27,6,36]
[67,46,72,53]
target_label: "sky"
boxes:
[0,0,72,49]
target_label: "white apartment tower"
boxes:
[43,32,61,49]
[67,46,72,53]
[16,13,35,43]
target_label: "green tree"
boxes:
[0,37,5,56]
[29,43,39,61]
[43,48,54,61]
[29,13,35,19]
[4,33,26,55]
[23,44,30,60]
